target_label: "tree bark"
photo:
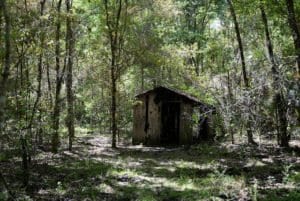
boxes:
[52,0,64,153]
[111,74,117,148]
[0,0,11,133]
[20,135,29,186]
[285,0,300,73]
[65,0,75,151]
[46,59,53,107]
[227,0,256,145]
[260,5,289,147]
[104,0,123,148]
[141,65,144,91]
[227,71,234,144]
[28,0,46,137]
[227,0,249,88]
[285,0,300,125]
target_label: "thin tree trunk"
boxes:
[227,0,256,145]
[260,5,289,147]
[52,0,63,153]
[20,135,29,186]
[141,65,144,91]
[0,0,11,132]
[285,0,300,73]
[227,71,234,144]
[46,59,53,107]
[104,0,123,148]
[285,0,300,125]
[227,0,249,88]
[111,74,117,148]
[28,0,46,134]
[65,0,75,151]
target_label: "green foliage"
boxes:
[1,0,300,199]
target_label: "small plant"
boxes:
[56,181,66,196]
[213,165,227,179]
[210,165,227,191]
[266,175,276,187]
[282,164,293,184]
[250,178,258,201]
[0,190,8,201]
[289,172,300,184]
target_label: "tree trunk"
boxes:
[111,72,117,148]
[52,0,64,153]
[20,135,29,186]
[276,94,289,147]
[28,0,46,139]
[260,5,289,147]
[104,0,123,148]
[227,0,256,145]
[0,0,11,132]
[66,0,75,151]
[46,59,53,107]
[227,0,249,88]
[141,65,144,91]
[227,71,234,144]
[285,0,300,73]
[285,0,300,124]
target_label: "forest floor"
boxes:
[1,134,300,201]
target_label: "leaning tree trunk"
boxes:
[227,0,256,145]
[65,0,75,151]
[260,5,289,147]
[0,0,11,132]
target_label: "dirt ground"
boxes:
[1,134,300,200]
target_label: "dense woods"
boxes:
[1,0,300,200]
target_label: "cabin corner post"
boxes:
[132,97,145,145]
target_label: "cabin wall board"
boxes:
[146,94,161,145]
[133,94,162,145]
[179,103,193,144]
[132,96,146,145]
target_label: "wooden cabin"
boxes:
[133,86,214,146]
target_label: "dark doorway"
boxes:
[161,102,180,145]
[198,117,209,140]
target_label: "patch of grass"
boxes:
[244,165,282,180]
[289,172,300,184]
[260,189,300,201]
[75,126,94,137]
[191,143,236,160]
[0,190,9,201]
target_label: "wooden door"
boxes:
[161,102,180,145]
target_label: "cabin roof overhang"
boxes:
[135,86,214,111]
